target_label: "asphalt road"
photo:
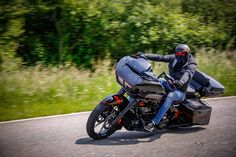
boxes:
[0,97,236,157]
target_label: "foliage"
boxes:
[1,0,235,69]
[182,0,236,49]
[0,0,26,71]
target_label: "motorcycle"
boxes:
[86,56,224,140]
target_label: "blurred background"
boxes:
[0,0,235,121]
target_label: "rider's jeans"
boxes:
[152,78,185,125]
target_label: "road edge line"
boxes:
[203,96,236,101]
[0,111,91,125]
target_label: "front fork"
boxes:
[111,98,137,126]
[100,88,138,127]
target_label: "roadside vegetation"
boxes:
[0,51,235,121]
[0,0,236,121]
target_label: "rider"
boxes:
[138,44,197,132]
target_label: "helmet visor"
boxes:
[175,52,187,56]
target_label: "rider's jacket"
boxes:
[145,54,197,92]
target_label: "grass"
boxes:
[0,50,235,121]
[196,49,236,96]
[0,62,120,121]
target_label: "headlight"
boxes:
[117,75,132,88]
[117,76,124,84]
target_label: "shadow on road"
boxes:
[75,131,162,146]
[75,126,205,146]
[167,126,206,134]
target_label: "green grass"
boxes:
[0,50,236,121]
[0,62,120,121]
[195,49,236,96]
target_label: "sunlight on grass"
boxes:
[0,50,235,121]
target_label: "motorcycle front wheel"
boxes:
[86,103,121,140]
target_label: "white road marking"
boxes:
[0,96,235,125]
[203,96,236,101]
[0,111,91,125]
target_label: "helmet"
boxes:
[175,44,190,62]
[175,44,191,53]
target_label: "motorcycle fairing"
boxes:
[116,56,164,99]
[115,56,153,87]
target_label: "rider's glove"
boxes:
[136,52,147,60]
[173,80,183,88]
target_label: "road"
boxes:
[0,97,236,157]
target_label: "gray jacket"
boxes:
[145,54,197,92]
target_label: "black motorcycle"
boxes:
[86,56,224,140]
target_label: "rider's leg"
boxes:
[144,90,185,132]
[152,90,184,125]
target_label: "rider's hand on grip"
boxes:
[173,80,183,88]
[136,52,147,60]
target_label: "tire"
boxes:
[86,103,118,140]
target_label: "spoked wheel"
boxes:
[86,103,121,140]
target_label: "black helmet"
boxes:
[175,44,191,53]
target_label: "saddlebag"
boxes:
[190,70,224,97]
[181,99,212,125]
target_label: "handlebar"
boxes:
[130,54,148,60]
[158,72,177,89]
[158,72,174,82]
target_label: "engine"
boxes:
[138,105,154,115]
[138,102,159,123]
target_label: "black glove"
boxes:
[136,52,144,56]
[173,80,183,88]
[136,52,147,60]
